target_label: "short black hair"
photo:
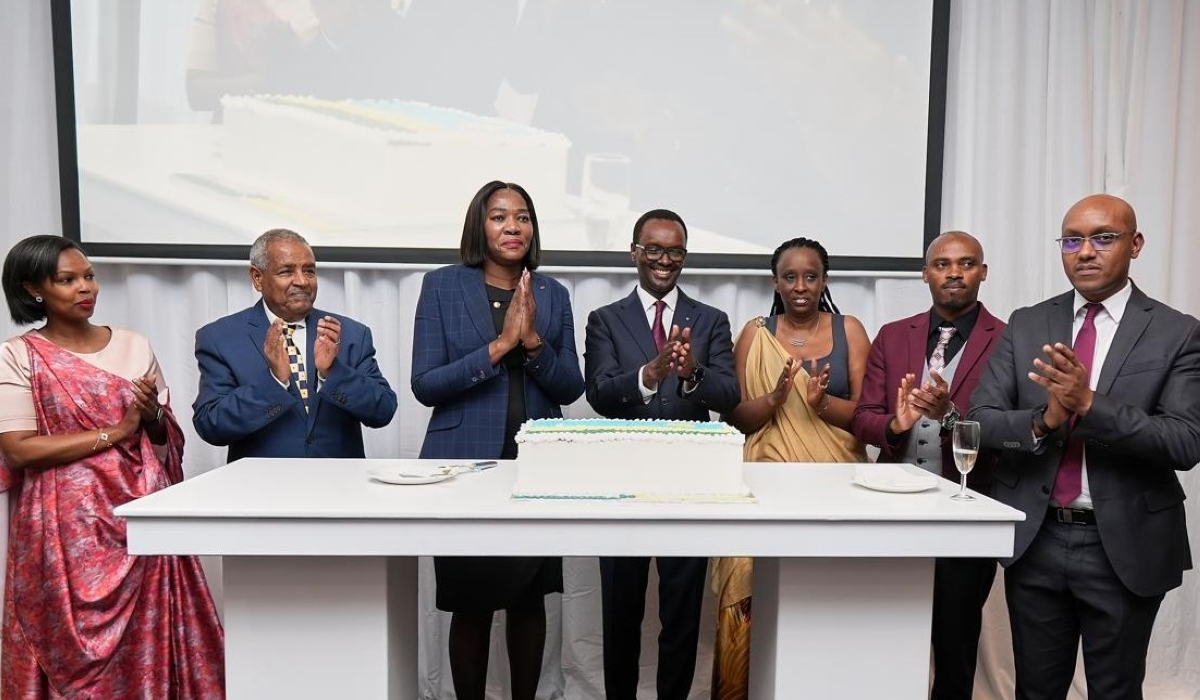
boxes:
[459,181,541,270]
[2,235,87,325]
[631,209,688,245]
[768,237,841,315]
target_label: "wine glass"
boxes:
[951,420,980,501]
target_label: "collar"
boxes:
[1073,279,1132,324]
[636,285,679,312]
[928,303,980,340]
[262,303,306,329]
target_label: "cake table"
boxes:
[115,458,1022,699]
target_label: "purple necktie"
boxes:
[1051,302,1103,506]
[652,300,667,352]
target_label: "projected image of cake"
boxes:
[219,95,571,227]
[513,418,751,501]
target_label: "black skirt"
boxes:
[434,556,563,613]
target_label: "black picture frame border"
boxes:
[51,0,950,274]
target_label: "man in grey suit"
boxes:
[584,208,739,700]
[969,194,1200,700]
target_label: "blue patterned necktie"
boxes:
[284,323,309,413]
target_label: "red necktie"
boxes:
[652,300,667,351]
[1051,302,1103,506]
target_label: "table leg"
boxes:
[223,556,418,700]
[750,557,934,699]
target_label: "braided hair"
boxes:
[768,237,840,316]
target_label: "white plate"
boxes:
[367,466,456,486]
[852,464,940,494]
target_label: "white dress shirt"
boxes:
[636,286,679,400]
[263,306,325,390]
[1068,280,1133,509]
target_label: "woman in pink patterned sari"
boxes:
[0,236,224,699]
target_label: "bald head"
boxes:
[1062,194,1137,233]
[925,230,984,265]
[922,230,987,319]
[1059,194,1143,303]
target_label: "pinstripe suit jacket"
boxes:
[411,265,585,459]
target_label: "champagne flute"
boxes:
[951,420,980,501]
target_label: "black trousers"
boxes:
[1005,518,1164,700]
[599,556,707,700]
[930,557,997,700]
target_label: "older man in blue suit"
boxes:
[584,209,740,700]
[193,229,396,461]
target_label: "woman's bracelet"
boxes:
[92,429,114,452]
[816,394,831,416]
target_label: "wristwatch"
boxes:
[1031,404,1050,435]
[940,402,960,433]
[680,365,706,386]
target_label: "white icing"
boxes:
[513,418,750,499]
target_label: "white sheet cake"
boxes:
[513,418,750,500]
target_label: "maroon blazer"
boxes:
[852,304,1005,490]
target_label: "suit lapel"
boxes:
[1096,287,1152,395]
[530,272,552,341]
[247,301,272,363]
[674,290,698,333]
[616,290,659,362]
[461,267,496,344]
[1049,291,1075,353]
[906,313,929,378]
[950,306,998,402]
[303,310,322,427]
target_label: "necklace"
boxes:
[787,313,821,347]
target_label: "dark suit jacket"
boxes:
[584,288,739,420]
[852,304,1005,490]
[193,302,397,462]
[411,265,585,459]
[968,285,1200,597]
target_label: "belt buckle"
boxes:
[1055,507,1074,524]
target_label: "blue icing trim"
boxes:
[523,418,734,433]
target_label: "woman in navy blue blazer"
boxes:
[411,181,584,700]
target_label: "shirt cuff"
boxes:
[638,365,656,403]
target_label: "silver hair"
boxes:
[249,229,310,271]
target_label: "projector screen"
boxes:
[53,0,948,269]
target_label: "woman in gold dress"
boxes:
[712,237,871,699]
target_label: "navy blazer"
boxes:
[969,286,1200,597]
[852,304,1005,489]
[584,288,739,420]
[193,302,397,461]
[411,265,585,460]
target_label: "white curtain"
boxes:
[3,1,1199,698]
[942,2,1200,699]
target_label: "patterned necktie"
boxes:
[284,323,309,413]
[1051,302,1103,506]
[652,300,667,352]
[928,325,957,372]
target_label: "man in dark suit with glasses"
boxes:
[969,194,1200,700]
[583,209,740,700]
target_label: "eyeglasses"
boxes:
[634,244,687,262]
[1054,232,1124,253]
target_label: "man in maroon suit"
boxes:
[852,231,1005,700]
